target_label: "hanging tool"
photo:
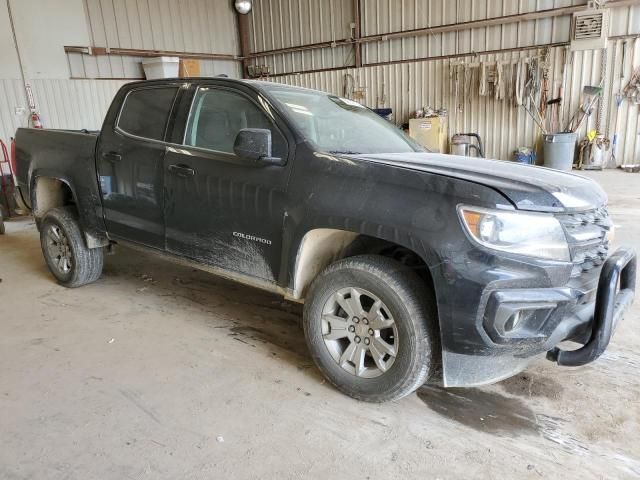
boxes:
[564,84,603,133]
[610,42,627,166]
[524,96,547,133]
[479,62,488,96]
[546,97,562,133]
[539,52,550,119]
[622,67,640,103]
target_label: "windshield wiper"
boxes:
[328,150,361,155]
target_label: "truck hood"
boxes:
[353,152,607,213]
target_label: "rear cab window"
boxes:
[117,86,179,141]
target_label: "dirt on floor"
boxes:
[1,170,639,479]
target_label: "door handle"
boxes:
[168,164,195,177]
[102,151,122,163]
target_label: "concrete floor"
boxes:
[1,170,639,479]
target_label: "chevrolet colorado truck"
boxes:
[14,78,636,402]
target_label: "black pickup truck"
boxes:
[15,78,636,402]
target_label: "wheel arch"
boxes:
[31,174,108,248]
[290,227,440,304]
[31,175,76,219]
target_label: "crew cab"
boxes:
[14,78,636,402]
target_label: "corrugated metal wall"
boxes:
[248,1,640,165]
[249,0,354,73]
[248,0,599,74]
[67,52,240,79]
[0,79,128,142]
[247,1,640,72]
[85,0,238,53]
[69,0,241,79]
[0,80,27,144]
[0,0,240,144]
[269,38,640,164]
[360,0,579,63]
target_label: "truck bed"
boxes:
[15,128,99,210]
[14,127,107,238]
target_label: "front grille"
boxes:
[557,206,612,278]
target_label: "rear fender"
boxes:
[31,173,108,248]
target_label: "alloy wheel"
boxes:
[45,225,73,274]
[321,287,398,378]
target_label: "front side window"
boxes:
[117,87,178,141]
[184,88,286,159]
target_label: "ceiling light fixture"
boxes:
[234,0,252,14]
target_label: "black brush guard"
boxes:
[547,247,636,366]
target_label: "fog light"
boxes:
[484,291,562,344]
[504,311,522,332]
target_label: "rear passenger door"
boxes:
[163,84,292,283]
[96,84,180,249]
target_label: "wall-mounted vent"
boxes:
[575,13,604,39]
[571,8,609,51]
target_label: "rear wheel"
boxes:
[40,207,104,287]
[303,255,437,402]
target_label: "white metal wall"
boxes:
[249,0,355,73]
[0,79,128,143]
[84,0,239,54]
[248,1,640,72]
[248,0,604,74]
[269,38,640,164]
[248,2,640,165]
[70,0,241,79]
[0,0,241,145]
[361,0,581,63]
[67,53,240,79]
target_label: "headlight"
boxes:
[458,205,570,262]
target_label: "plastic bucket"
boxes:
[513,149,536,165]
[543,133,577,171]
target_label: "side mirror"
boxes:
[233,128,283,166]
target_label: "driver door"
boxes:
[163,85,291,283]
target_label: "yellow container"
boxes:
[409,117,448,153]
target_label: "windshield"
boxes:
[263,85,423,155]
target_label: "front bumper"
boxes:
[439,247,636,387]
[546,247,636,366]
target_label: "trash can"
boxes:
[543,133,577,171]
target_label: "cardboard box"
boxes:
[179,59,201,78]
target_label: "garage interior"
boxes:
[1,1,640,479]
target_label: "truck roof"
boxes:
[122,77,322,94]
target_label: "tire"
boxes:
[39,206,104,287]
[303,255,438,402]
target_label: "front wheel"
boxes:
[303,255,438,402]
[40,207,104,287]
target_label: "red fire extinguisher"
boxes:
[30,111,43,129]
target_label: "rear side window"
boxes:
[117,87,178,141]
